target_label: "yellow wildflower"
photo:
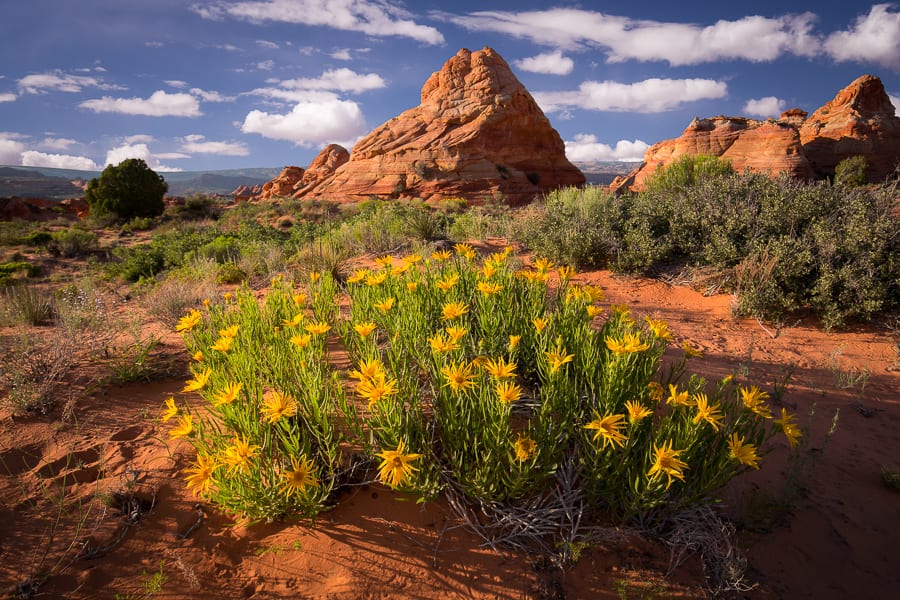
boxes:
[210,336,233,353]
[403,253,422,264]
[309,271,321,282]
[682,341,704,358]
[261,390,297,424]
[293,293,307,306]
[545,346,575,373]
[374,255,394,269]
[508,334,521,350]
[428,333,459,353]
[347,268,369,283]
[739,386,772,419]
[290,333,312,348]
[484,356,517,380]
[532,316,549,333]
[175,309,202,333]
[453,242,476,259]
[160,396,179,422]
[610,303,630,316]
[203,299,210,308]
[477,281,503,296]
[183,368,212,393]
[184,453,216,497]
[647,381,664,403]
[481,262,497,279]
[376,439,421,488]
[282,455,319,495]
[441,362,477,392]
[436,273,459,291]
[192,350,204,362]
[445,325,467,342]
[728,433,761,469]
[223,292,233,302]
[513,433,537,462]
[431,249,452,261]
[374,297,395,312]
[305,321,331,336]
[495,380,523,404]
[406,282,418,291]
[605,332,650,354]
[283,313,303,327]
[357,373,400,408]
[169,414,194,439]
[350,358,384,382]
[645,317,673,341]
[584,413,628,449]
[219,325,239,339]
[647,440,689,490]
[391,262,411,276]
[441,301,468,320]
[774,408,802,448]
[365,272,387,286]
[666,384,692,408]
[213,382,243,407]
[533,257,554,272]
[625,400,653,423]
[586,305,604,318]
[557,265,576,280]
[221,436,260,474]
[354,322,377,338]
[691,393,724,431]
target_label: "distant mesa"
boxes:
[250,47,584,205]
[614,74,900,192]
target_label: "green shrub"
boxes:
[196,235,241,264]
[2,283,55,325]
[121,215,157,232]
[22,231,53,247]
[643,154,734,194]
[216,262,246,285]
[0,261,41,285]
[49,228,98,257]
[85,158,167,221]
[834,155,868,187]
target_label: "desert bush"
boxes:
[196,235,241,264]
[514,186,622,269]
[0,261,41,286]
[216,261,246,285]
[22,230,53,248]
[120,215,157,232]
[833,155,868,187]
[48,228,98,257]
[166,194,223,221]
[643,153,734,194]
[292,237,352,283]
[86,158,167,221]
[0,331,77,413]
[172,249,798,530]
[2,283,55,325]
[140,273,218,328]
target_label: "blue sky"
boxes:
[1,1,898,172]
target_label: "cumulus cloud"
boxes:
[124,134,156,144]
[21,151,99,171]
[743,96,787,117]
[179,134,249,156]
[564,135,649,162]
[280,68,386,93]
[330,48,352,61]
[190,87,235,102]
[39,137,78,151]
[241,98,367,146]
[824,4,900,71]
[17,70,125,94]
[105,143,183,171]
[193,0,444,45]
[0,136,26,165]
[514,51,574,75]
[437,8,819,66]
[534,78,728,113]
[257,60,275,71]
[80,91,202,117]
[166,80,189,88]
[0,93,15,102]
[889,93,900,112]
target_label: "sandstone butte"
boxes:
[613,74,900,192]
[249,47,584,205]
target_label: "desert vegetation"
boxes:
[1,164,898,598]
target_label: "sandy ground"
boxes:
[1,252,898,599]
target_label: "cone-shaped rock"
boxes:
[293,47,584,204]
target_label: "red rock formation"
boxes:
[258,166,305,200]
[289,47,583,205]
[295,144,349,196]
[0,197,81,221]
[627,116,812,190]
[613,75,900,192]
[799,74,900,180]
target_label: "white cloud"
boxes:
[241,98,367,146]
[280,68,386,93]
[39,137,78,151]
[193,0,444,45]
[564,135,649,162]
[439,9,819,66]
[166,80,189,88]
[105,143,182,171]
[743,96,787,118]
[257,60,275,71]
[889,93,900,112]
[534,78,728,113]
[124,134,156,144]
[247,87,344,103]
[824,4,900,70]
[179,134,249,156]
[0,136,26,165]
[17,70,124,94]
[514,51,574,75]
[257,39,279,49]
[190,87,235,102]
[156,152,192,160]
[330,48,352,61]
[145,41,164,48]
[216,43,241,52]
[0,93,15,102]
[80,91,202,117]
[21,150,99,171]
